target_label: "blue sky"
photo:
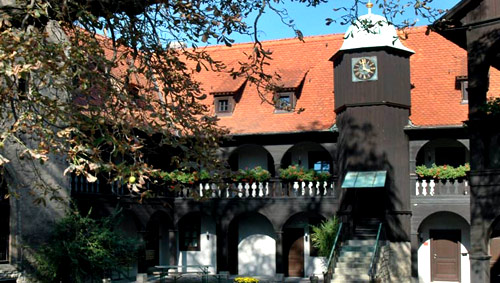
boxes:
[225,0,461,44]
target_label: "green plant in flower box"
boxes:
[279,165,331,182]
[156,169,213,184]
[232,166,271,182]
[415,163,470,180]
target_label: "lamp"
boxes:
[206,231,210,240]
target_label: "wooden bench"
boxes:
[155,265,210,282]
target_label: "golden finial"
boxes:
[367,1,373,14]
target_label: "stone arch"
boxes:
[416,211,470,283]
[280,142,333,173]
[141,210,173,272]
[227,144,275,176]
[415,138,470,168]
[177,212,217,273]
[281,212,327,277]
[227,212,276,276]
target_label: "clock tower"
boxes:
[331,3,414,279]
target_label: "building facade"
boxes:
[2,2,500,282]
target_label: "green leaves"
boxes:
[232,166,271,182]
[415,163,470,180]
[279,165,331,182]
[32,207,139,282]
[311,216,339,257]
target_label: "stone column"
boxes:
[275,230,284,274]
[168,229,177,265]
[467,29,496,283]
[216,222,229,273]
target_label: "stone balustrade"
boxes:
[71,175,336,198]
[414,178,469,196]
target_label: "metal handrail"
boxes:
[368,222,383,281]
[324,222,343,283]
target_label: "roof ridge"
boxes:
[203,25,431,52]
[202,33,346,52]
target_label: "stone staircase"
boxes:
[331,219,380,283]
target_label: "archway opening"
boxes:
[177,212,216,273]
[141,211,172,273]
[417,211,470,283]
[228,144,275,175]
[280,142,332,173]
[282,212,325,278]
[416,139,469,167]
[228,212,276,276]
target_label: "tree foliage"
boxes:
[32,207,139,282]
[0,0,445,199]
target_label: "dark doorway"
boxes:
[284,228,304,277]
[430,229,461,282]
[353,188,386,221]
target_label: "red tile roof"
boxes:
[193,26,500,135]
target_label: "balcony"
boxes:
[70,175,337,199]
[413,177,469,197]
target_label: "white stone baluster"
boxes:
[415,180,421,196]
[429,179,436,196]
[238,183,243,198]
[258,183,264,197]
[211,183,217,198]
[308,182,314,196]
[244,183,250,197]
[421,180,428,196]
[251,183,257,197]
[293,182,299,196]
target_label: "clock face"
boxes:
[352,56,378,82]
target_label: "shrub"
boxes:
[311,216,340,257]
[279,165,331,182]
[32,207,139,283]
[232,166,271,182]
[415,163,470,180]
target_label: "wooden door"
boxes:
[285,228,304,277]
[288,236,304,277]
[430,230,461,282]
[489,236,500,282]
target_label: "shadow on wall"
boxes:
[238,234,276,276]
[336,111,407,242]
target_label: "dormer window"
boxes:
[214,96,235,115]
[275,91,296,112]
[456,76,468,103]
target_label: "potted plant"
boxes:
[415,163,469,180]
[232,166,271,183]
[279,165,332,182]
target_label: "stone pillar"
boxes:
[168,229,177,265]
[216,223,229,273]
[410,232,419,279]
[467,32,495,283]
[275,230,284,274]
